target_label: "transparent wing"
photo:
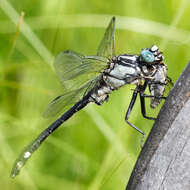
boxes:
[54,50,108,90]
[43,77,100,117]
[97,16,116,59]
[43,51,108,117]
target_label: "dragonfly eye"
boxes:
[140,49,155,63]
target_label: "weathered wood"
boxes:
[126,62,190,190]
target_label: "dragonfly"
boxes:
[10,16,172,178]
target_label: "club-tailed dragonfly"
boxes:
[10,16,172,178]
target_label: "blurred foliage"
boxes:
[0,0,190,189]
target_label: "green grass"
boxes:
[0,0,190,189]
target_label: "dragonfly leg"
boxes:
[136,82,156,120]
[140,92,156,120]
[125,88,145,136]
[143,94,167,99]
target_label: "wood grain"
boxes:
[126,62,190,190]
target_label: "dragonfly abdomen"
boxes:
[90,82,112,105]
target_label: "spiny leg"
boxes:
[143,94,167,99]
[137,82,156,120]
[125,87,145,138]
[139,82,166,120]
[141,93,167,119]
[140,92,156,120]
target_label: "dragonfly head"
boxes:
[140,45,164,65]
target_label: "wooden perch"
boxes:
[126,62,190,190]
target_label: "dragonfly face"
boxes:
[11,16,172,178]
[140,45,164,64]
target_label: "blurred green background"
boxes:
[0,0,190,189]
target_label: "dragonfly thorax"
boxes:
[90,51,168,107]
[104,54,142,88]
[90,54,143,105]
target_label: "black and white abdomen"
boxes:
[90,82,112,105]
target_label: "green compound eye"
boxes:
[140,49,155,63]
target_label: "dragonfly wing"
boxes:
[44,52,105,117]
[54,50,108,91]
[43,78,99,117]
[43,90,80,118]
[97,16,116,59]
[44,37,109,117]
